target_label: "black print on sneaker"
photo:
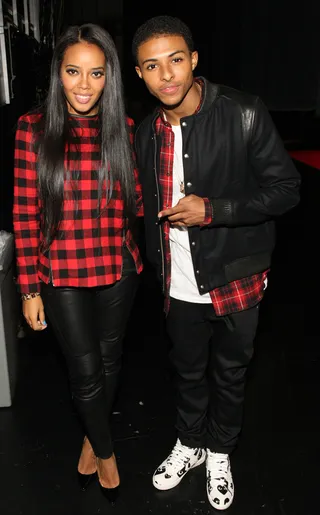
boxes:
[177,458,191,477]
[198,449,204,461]
[217,479,228,496]
[156,447,202,479]
[154,466,165,475]
[207,472,233,506]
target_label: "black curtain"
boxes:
[123,1,320,112]
[238,2,319,110]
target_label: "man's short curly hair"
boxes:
[132,15,194,64]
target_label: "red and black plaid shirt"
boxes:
[156,80,268,316]
[13,112,144,294]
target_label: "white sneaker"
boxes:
[152,438,206,490]
[206,450,234,510]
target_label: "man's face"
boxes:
[135,35,198,108]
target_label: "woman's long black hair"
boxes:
[36,23,136,250]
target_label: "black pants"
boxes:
[41,272,139,459]
[166,298,260,454]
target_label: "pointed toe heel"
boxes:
[99,484,119,505]
[77,471,97,491]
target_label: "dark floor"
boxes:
[0,153,314,515]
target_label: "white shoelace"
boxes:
[206,451,229,480]
[165,440,195,472]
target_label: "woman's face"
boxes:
[60,41,106,116]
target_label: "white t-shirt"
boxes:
[169,124,211,303]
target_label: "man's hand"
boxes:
[23,295,47,331]
[158,194,205,227]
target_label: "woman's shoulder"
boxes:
[16,109,45,139]
[18,110,43,125]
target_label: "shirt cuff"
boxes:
[18,281,41,295]
[201,198,213,226]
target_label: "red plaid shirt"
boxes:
[13,112,144,294]
[156,80,268,316]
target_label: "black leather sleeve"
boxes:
[208,98,301,227]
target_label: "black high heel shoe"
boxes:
[99,484,119,505]
[78,436,97,491]
[77,471,97,491]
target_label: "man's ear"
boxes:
[191,51,198,71]
[135,66,142,79]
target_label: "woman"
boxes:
[12,23,144,503]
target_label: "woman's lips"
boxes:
[74,94,92,104]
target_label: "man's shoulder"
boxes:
[218,84,258,105]
[217,86,260,113]
[202,78,260,111]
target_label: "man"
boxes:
[132,15,300,511]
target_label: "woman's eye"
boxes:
[66,69,77,75]
[92,71,104,78]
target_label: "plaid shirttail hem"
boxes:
[210,270,269,316]
[164,270,269,317]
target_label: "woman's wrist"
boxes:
[21,292,41,301]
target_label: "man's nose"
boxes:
[161,65,174,82]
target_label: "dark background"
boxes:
[0,4,314,513]
[1,0,319,232]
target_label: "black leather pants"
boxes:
[41,272,139,458]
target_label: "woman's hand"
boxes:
[23,296,47,331]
